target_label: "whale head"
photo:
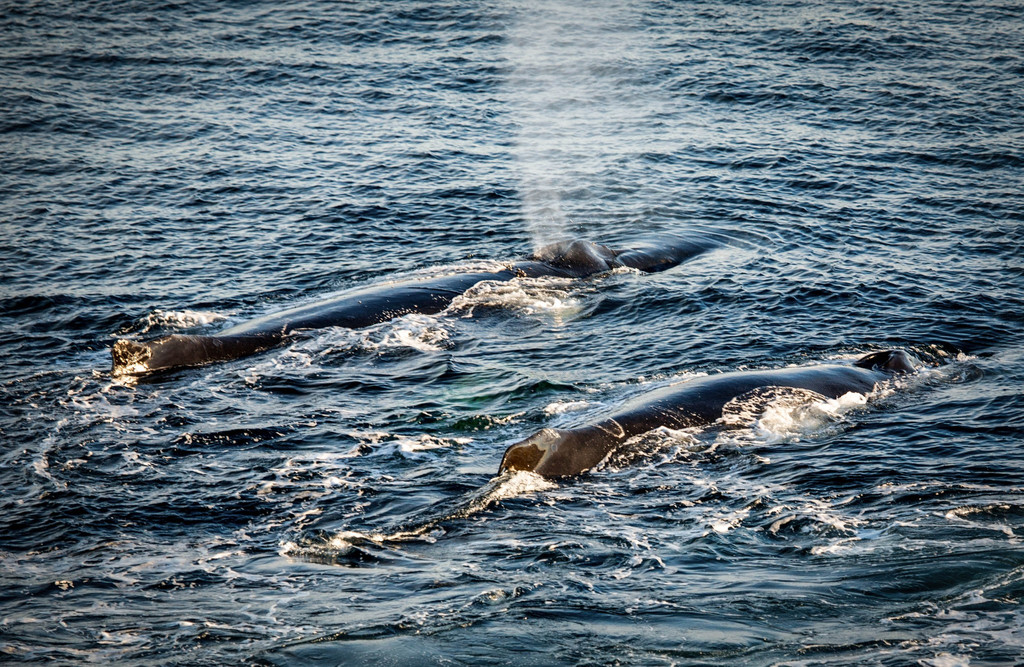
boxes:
[529,240,620,277]
[499,425,617,478]
[499,428,561,474]
[854,349,921,374]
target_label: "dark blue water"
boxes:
[2,0,1023,664]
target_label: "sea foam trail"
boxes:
[281,471,557,559]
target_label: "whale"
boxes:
[498,350,921,478]
[111,235,721,376]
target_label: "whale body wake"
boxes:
[112,235,720,376]
[499,350,921,478]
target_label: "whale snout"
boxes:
[498,428,563,474]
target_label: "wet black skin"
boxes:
[111,235,719,375]
[498,350,920,478]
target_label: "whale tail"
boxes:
[854,349,920,373]
[112,333,282,376]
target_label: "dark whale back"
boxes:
[613,235,719,273]
[499,350,919,478]
[219,270,515,336]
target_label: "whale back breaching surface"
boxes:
[498,350,921,478]
[111,235,721,376]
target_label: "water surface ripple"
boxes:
[2,0,1022,664]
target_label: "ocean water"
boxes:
[2,0,1023,664]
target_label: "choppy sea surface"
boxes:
[2,0,1023,664]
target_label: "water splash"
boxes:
[719,385,868,444]
[446,274,581,319]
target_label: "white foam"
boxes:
[120,450,155,475]
[543,399,592,415]
[766,497,863,537]
[394,434,472,455]
[280,470,558,558]
[447,276,581,319]
[336,431,471,460]
[918,653,971,667]
[719,387,869,446]
[370,315,451,352]
[31,451,60,487]
[382,470,558,541]
[238,313,453,382]
[407,260,510,280]
[602,425,707,472]
[944,504,1017,538]
[66,384,140,425]
[299,313,452,357]
[756,390,867,441]
[488,469,559,500]
[139,309,227,333]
